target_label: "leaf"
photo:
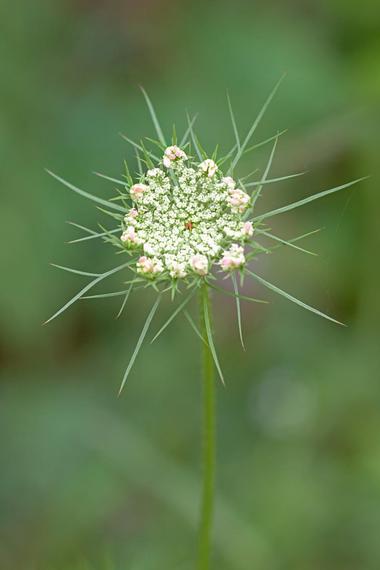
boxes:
[120,134,160,162]
[250,135,279,210]
[66,221,97,235]
[184,310,208,346]
[219,130,287,168]
[231,273,245,350]
[202,288,225,385]
[244,129,288,155]
[46,170,125,213]
[150,288,196,344]
[253,177,368,222]
[186,113,203,161]
[227,92,240,151]
[269,228,323,252]
[180,114,198,147]
[257,229,317,256]
[115,282,133,319]
[50,263,101,277]
[246,171,306,188]
[81,289,132,300]
[229,74,286,173]
[206,282,268,304]
[44,261,134,324]
[69,228,120,244]
[246,269,344,325]
[118,294,162,395]
[93,172,127,186]
[140,86,167,146]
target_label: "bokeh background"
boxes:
[1,1,379,569]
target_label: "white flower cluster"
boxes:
[120,145,253,278]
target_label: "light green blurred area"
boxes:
[1,1,379,569]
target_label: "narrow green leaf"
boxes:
[140,86,166,146]
[246,269,344,325]
[186,113,203,161]
[66,221,97,235]
[172,123,177,145]
[231,273,245,350]
[184,310,208,346]
[93,172,127,186]
[145,137,165,151]
[257,229,317,256]
[150,289,196,344]
[45,261,133,324]
[250,135,279,210]
[96,207,123,221]
[206,282,268,304]
[227,92,240,151]
[180,114,198,147]
[50,263,100,277]
[253,177,368,222]
[244,129,288,155]
[81,289,131,300]
[120,134,160,162]
[116,282,133,319]
[69,228,120,244]
[270,228,323,251]
[229,74,286,172]
[46,170,125,213]
[246,171,306,188]
[203,288,225,385]
[124,160,134,187]
[219,130,287,168]
[133,149,142,178]
[118,294,161,395]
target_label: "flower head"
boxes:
[137,255,163,275]
[121,226,142,246]
[130,183,148,202]
[199,159,218,178]
[227,187,250,213]
[222,176,235,189]
[118,145,255,280]
[190,254,209,276]
[242,221,254,237]
[163,145,188,168]
[219,244,246,271]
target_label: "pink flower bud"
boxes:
[130,183,148,202]
[190,254,209,276]
[242,221,254,237]
[199,159,218,177]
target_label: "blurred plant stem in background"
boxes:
[197,285,216,569]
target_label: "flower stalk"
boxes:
[197,283,216,569]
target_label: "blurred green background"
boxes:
[1,1,379,569]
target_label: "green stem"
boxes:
[197,283,216,569]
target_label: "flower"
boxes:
[167,260,188,279]
[118,145,256,279]
[130,183,148,202]
[163,145,188,168]
[190,254,209,276]
[124,208,139,226]
[143,243,158,256]
[227,188,250,213]
[121,226,143,246]
[147,168,161,177]
[199,159,218,177]
[242,221,254,237]
[136,256,163,275]
[222,176,235,189]
[219,244,245,271]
